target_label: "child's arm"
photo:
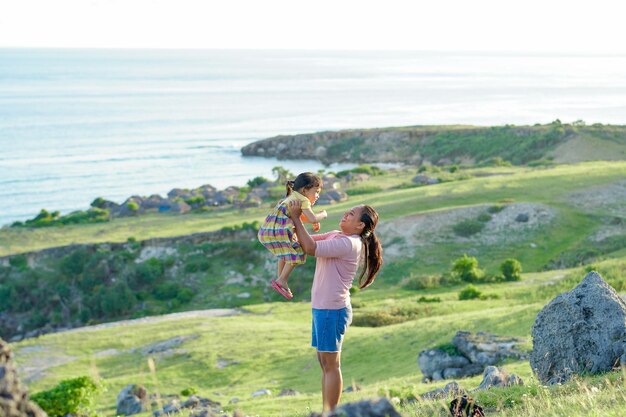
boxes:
[301,208,327,224]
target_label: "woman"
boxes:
[287,201,383,412]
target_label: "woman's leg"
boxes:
[318,351,342,411]
[317,352,326,409]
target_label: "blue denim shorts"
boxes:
[311,307,352,352]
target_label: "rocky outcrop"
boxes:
[0,337,48,417]
[418,331,526,382]
[153,395,221,417]
[116,384,148,416]
[530,271,626,384]
[475,366,523,391]
[420,381,466,400]
[420,366,523,401]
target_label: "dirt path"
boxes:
[61,308,240,334]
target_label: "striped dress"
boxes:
[258,193,308,265]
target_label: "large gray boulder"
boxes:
[0,337,48,417]
[307,397,401,417]
[530,271,626,384]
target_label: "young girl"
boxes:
[258,172,328,299]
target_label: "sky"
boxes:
[1,0,625,53]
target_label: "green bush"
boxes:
[153,282,181,301]
[60,249,91,277]
[352,310,405,327]
[181,386,198,396]
[459,284,482,300]
[483,156,512,167]
[417,296,441,303]
[476,213,492,222]
[337,164,383,177]
[247,176,270,188]
[435,342,462,356]
[404,274,441,290]
[58,208,110,225]
[267,185,286,199]
[452,254,484,282]
[98,283,136,316]
[452,219,485,237]
[184,255,210,273]
[9,255,28,270]
[176,287,195,304]
[135,258,164,285]
[501,258,523,281]
[91,197,106,208]
[487,204,506,213]
[31,376,100,417]
[127,201,140,212]
[352,306,426,327]
[185,195,206,206]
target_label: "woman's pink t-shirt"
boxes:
[312,230,362,309]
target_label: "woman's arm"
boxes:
[287,200,317,256]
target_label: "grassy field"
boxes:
[11,259,626,416]
[5,160,626,416]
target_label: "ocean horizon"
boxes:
[2,48,626,226]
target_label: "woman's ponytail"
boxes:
[285,180,295,197]
[357,206,383,289]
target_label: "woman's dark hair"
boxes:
[285,172,323,197]
[357,205,383,289]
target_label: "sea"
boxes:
[1,48,626,227]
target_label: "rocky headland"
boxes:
[241,122,626,165]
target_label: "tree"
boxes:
[501,258,522,281]
[451,254,484,282]
[271,166,293,184]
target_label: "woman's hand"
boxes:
[288,200,303,220]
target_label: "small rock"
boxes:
[343,384,361,393]
[251,388,271,397]
[277,388,299,397]
[475,366,523,390]
[515,213,529,222]
[421,381,466,400]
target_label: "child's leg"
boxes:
[275,263,296,290]
[277,258,286,278]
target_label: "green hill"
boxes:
[3,160,626,416]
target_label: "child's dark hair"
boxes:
[286,172,323,197]
[357,205,383,289]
